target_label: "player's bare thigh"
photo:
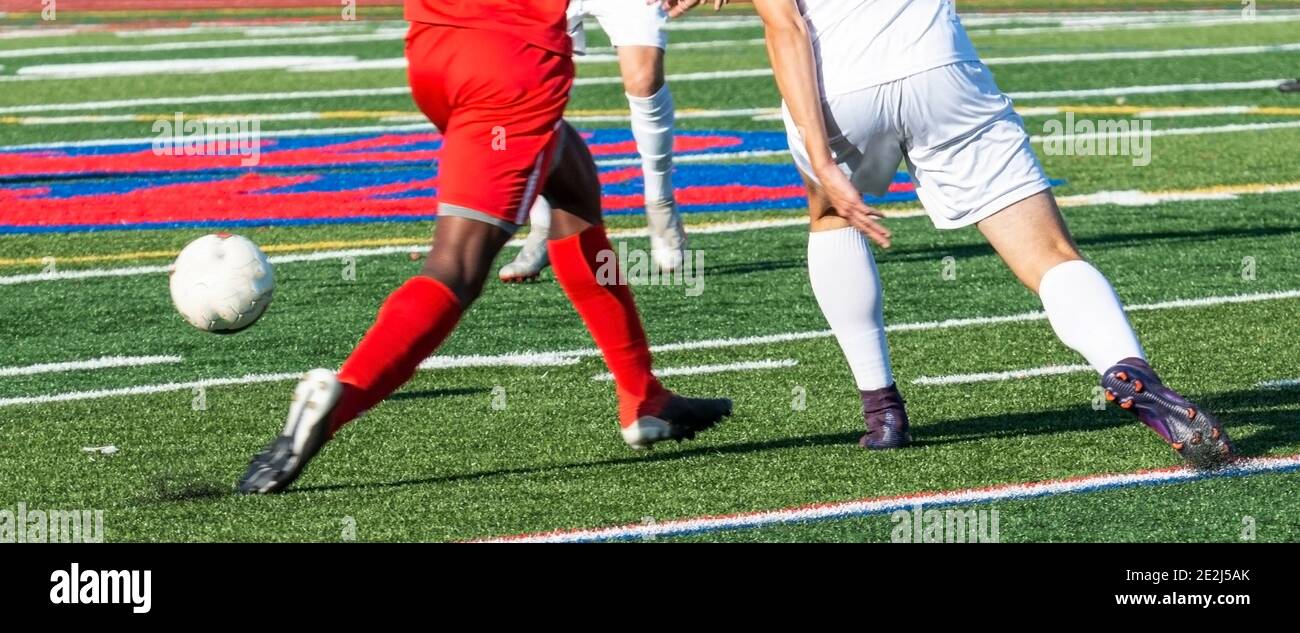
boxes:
[976,189,1084,293]
[616,45,665,97]
[545,122,606,238]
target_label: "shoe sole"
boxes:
[1103,370,1233,470]
[499,273,542,284]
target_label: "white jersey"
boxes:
[797,0,980,97]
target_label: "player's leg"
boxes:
[800,174,909,449]
[901,61,1232,467]
[617,44,685,271]
[592,0,684,271]
[780,89,910,449]
[542,121,731,448]
[239,24,569,493]
[977,192,1232,467]
[498,196,552,283]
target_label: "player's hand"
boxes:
[651,0,730,19]
[815,163,893,248]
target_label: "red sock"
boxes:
[331,276,462,434]
[549,226,668,427]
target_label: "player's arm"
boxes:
[751,0,892,247]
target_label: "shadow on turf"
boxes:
[153,384,1298,500]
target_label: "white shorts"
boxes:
[783,62,1051,229]
[568,0,668,55]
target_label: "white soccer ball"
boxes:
[169,233,276,333]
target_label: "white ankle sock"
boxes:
[626,84,675,205]
[808,228,894,390]
[1038,259,1146,372]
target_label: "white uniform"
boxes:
[783,0,1051,229]
[568,0,668,55]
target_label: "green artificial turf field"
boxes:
[1,3,1298,542]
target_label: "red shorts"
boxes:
[406,22,574,231]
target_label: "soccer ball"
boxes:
[170,233,276,333]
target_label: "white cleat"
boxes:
[646,198,687,273]
[237,368,343,494]
[498,227,550,283]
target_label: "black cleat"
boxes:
[859,384,911,450]
[238,369,342,494]
[621,393,733,449]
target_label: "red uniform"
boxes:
[404,1,574,229]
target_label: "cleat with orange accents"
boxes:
[1102,358,1234,470]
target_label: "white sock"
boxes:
[626,84,675,205]
[808,228,894,390]
[530,195,552,237]
[1038,259,1146,373]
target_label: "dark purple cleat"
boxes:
[860,384,911,450]
[1102,357,1233,470]
[1280,79,1300,93]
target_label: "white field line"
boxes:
[586,37,765,55]
[1017,105,1300,119]
[4,64,1289,115]
[0,86,413,115]
[0,31,408,59]
[478,454,1300,542]
[983,42,1300,66]
[8,111,410,126]
[420,353,579,370]
[1009,79,1287,101]
[572,106,776,124]
[0,355,182,378]
[3,56,361,81]
[32,39,1276,82]
[5,39,1292,83]
[4,287,1298,410]
[0,353,571,409]
[1029,120,1300,144]
[966,12,1300,36]
[5,112,1297,155]
[0,218,812,286]
[3,9,1276,42]
[0,122,436,151]
[592,359,797,382]
[108,23,401,39]
[1257,378,1300,390]
[9,174,1300,284]
[660,17,762,31]
[911,364,1094,387]
[9,102,1299,130]
[0,372,302,408]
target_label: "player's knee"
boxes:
[419,258,487,306]
[622,66,663,98]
